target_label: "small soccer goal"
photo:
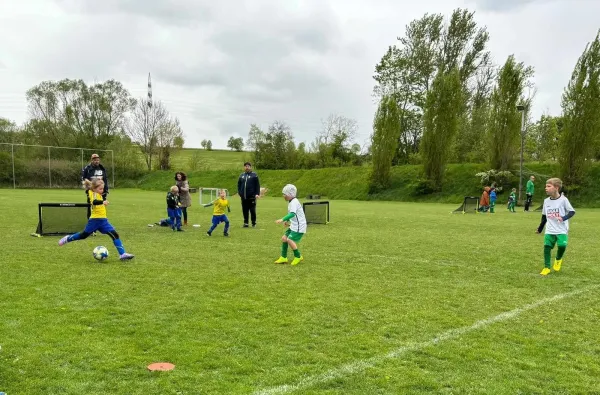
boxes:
[33,203,90,236]
[452,196,479,214]
[199,188,229,205]
[303,201,330,224]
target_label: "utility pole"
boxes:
[517,104,526,204]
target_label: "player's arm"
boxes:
[536,215,547,233]
[227,201,231,213]
[276,212,295,224]
[167,195,177,209]
[203,200,216,208]
[180,181,189,192]
[102,167,109,194]
[255,174,260,198]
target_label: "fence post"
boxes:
[81,149,84,174]
[48,146,51,188]
[11,143,15,189]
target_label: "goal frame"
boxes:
[452,196,480,214]
[199,188,230,205]
[303,201,330,224]
[34,203,90,236]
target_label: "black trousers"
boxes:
[241,198,257,225]
[524,193,533,211]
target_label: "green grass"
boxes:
[2,189,600,394]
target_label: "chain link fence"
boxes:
[0,143,114,189]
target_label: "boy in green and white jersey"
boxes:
[274,184,306,266]
[536,178,576,276]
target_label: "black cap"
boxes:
[244,162,251,166]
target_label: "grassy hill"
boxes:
[169,148,251,171]
[135,162,600,207]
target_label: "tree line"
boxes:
[369,8,600,193]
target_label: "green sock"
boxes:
[556,245,566,260]
[544,245,552,268]
[281,243,288,257]
[293,248,301,258]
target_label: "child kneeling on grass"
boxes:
[274,184,306,266]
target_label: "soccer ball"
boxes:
[93,246,109,261]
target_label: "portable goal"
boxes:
[303,201,330,224]
[452,196,479,214]
[33,203,90,236]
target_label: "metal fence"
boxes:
[0,143,114,189]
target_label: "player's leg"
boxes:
[541,234,557,275]
[207,215,219,236]
[175,209,182,231]
[223,215,230,236]
[249,198,257,227]
[287,231,304,265]
[59,220,96,245]
[553,234,568,271]
[241,199,250,227]
[274,229,292,264]
[103,222,134,260]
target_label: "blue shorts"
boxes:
[167,208,182,218]
[84,218,116,234]
[212,214,229,225]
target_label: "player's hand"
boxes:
[275,219,283,224]
[535,229,541,234]
[557,217,564,222]
[255,194,260,199]
[103,201,109,206]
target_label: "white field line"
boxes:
[253,285,599,395]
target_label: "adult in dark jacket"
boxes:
[81,153,109,218]
[237,162,260,227]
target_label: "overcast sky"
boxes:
[1,0,598,149]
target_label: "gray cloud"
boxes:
[2,0,600,149]
[467,0,553,12]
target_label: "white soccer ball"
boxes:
[93,246,109,261]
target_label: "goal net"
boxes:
[452,196,479,214]
[34,203,89,236]
[199,188,229,205]
[303,201,330,224]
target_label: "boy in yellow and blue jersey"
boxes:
[59,179,134,261]
[204,189,230,236]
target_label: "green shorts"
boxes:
[285,228,304,242]
[544,234,568,248]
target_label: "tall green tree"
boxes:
[372,8,491,165]
[488,55,534,170]
[421,69,463,187]
[525,115,562,161]
[560,30,600,186]
[369,95,400,192]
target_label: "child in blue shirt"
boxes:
[489,187,497,213]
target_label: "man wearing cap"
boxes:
[82,154,109,219]
[237,161,260,227]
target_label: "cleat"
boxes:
[242,224,249,228]
[553,259,563,272]
[540,267,551,276]
[120,253,135,261]
[274,257,288,264]
[58,236,69,246]
[176,228,184,232]
[291,256,304,266]
[223,233,229,237]
[206,232,212,236]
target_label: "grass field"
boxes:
[2,189,600,394]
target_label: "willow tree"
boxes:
[560,30,600,187]
[369,95,400,192]
[421,68,463,188]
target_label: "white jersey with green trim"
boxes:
[288,198,307,233]
[542,195,575,235]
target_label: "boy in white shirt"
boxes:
[536,178,576,276]
[274,184,307,266]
